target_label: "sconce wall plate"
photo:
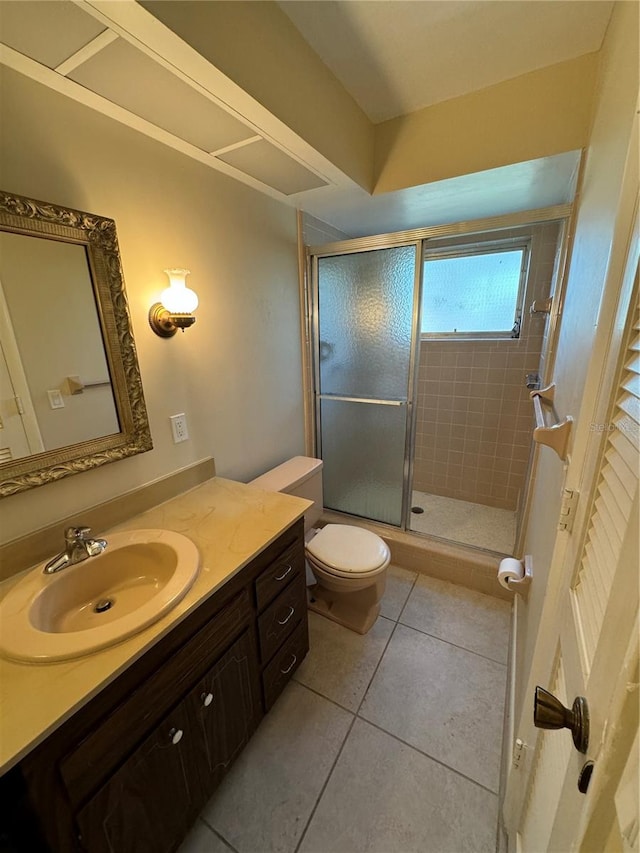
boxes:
[148,303,194,337]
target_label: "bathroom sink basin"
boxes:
[0,529,199,662]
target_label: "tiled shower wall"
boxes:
[413,222,561,511]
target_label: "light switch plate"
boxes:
[47,389,65,409]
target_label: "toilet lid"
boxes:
[306,524,389,574]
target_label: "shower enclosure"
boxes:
[308,211,568,555]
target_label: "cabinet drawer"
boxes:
[254,539,304,612]
[258,572,306,664]
[61,589,251,807]
[262,620,309,711]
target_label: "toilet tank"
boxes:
[249,456,323,530]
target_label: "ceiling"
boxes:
[278,0,614,123]
[0,1,602,236]
[303,151,581,239]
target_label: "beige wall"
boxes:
[0,68,305,543]
[413,223,561,511]
[142,0,375,192]
[375,53,599,194]
[514,0,639,721]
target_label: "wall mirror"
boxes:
[0,191,152,497]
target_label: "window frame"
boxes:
[420,237,531,341]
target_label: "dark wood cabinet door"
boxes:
[191,630,260,793]
[75,703,193,853]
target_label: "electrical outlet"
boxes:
[170,413,189,443]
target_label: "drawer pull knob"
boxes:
[277,605,295,626]
[201,692,214,707]
[274,564,293,582]
[168,727,183,745]
[281,654,297,675]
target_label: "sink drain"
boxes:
[94,598,114,614]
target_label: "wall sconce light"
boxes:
[149,268,199,337]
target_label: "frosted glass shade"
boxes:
[162,268,198,313]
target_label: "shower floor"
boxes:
[410,490,516,554]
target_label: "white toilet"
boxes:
[250,456,391,634]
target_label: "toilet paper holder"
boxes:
[501,555,533,592]
[514,555,532,589]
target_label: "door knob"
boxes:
[533,686,589,753]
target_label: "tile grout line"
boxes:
[367,577,505,799]
[293,589,412,853]
[199,817,240,853]
[396,618,510,667]
[355,619,506,796]
[292,714,358,853]
[292,678,357,716]
[355,714,501,798]
[394,571,420,625]
[394,571,510,665]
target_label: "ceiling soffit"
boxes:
[0,0,106,69]
[0,0,340,200]
[68,37,255,154]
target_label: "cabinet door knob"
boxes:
[168,727,183,745]
[201,692,214,707]
[274,564,293,582]
[277,605,295,626]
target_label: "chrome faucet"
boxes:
[43,526,108,574]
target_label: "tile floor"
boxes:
[409,491,517,554]
[180,568,512,853]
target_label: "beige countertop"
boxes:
[0,476,310,774]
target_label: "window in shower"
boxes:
[421,242,529,338]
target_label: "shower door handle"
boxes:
[316,394,407,406]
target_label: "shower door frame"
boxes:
[305,202,575,546]
[310,240,424,530]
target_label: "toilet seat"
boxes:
[305,524,390,577]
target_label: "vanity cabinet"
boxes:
[3,519,308,853]
[75,630,257,853]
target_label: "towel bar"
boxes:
[66,375,111,395]
[530,383,573,460]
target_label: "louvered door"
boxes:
[572,299,639,673]
[516,270,639,852]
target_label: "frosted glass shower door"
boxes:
[315,245,419,526]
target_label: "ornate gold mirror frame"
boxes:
[0,191,152,497]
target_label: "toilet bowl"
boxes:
[249,457,390,634]
[305,523,390,634]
